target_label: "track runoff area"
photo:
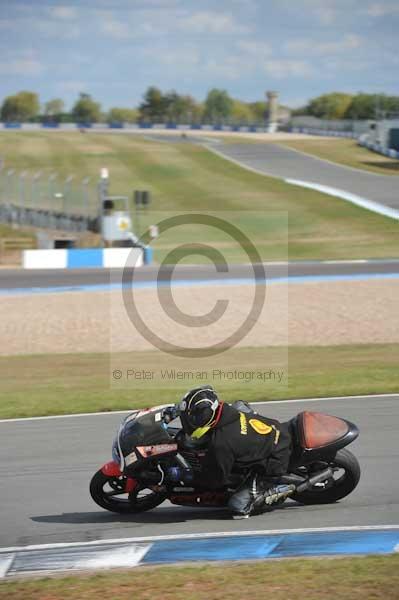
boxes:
[0,394,398,577]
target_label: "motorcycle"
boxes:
[90,403,360,514]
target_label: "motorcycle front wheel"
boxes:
[291,448,361,505]
[90,469,168,514]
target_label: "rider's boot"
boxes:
[229,476,295,519]
[262,483,296,507]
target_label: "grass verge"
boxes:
[1,555,399,600]
[0,343,397,419]
[0,224,35,240]
[0,132,397,260]
[276,138,399,176]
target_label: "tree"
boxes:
[249,101,267,123]
[305,93,353,119]
[0,91,40,122]
[107,107,138,123]
[139,86,166,122]
[345,93,399,119]
[231,100,255,124]
[71,93,101,123]
[164,92,202,123]
[44,98,65,116]
[203,89,233,123]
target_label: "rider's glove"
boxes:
[162,405,179,424]
[166,466,194,484]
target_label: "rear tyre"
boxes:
[90,470,168,514]
[291,448,360,505]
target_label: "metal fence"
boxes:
[0,168,100,232]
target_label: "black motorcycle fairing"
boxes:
[116,409,176,471]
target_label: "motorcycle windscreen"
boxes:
[119,412,172,457]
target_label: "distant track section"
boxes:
[209,142,399,214]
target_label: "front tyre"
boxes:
[90,470,168,514]
[292,448,360,505]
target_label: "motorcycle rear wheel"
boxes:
[291,448,360,505]
[90,469,168,514]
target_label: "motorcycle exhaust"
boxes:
[295,467,333,493]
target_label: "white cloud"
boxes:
[366,3,399,16]
[286,34,363,55]
[301,0,339,25]
[302,0,381,25]
[141,46,200,68]
[0,57,44,76]
[101,19,131,39]
[322,56,371,73]
[96,8,251,38]
[57,80,88,94]
[131,0,182,5]
[0,14,80,39]
[204,56,254,80]
[177,11,250,34]
[0,18,13,30]
[140,45,252,80]
[94,4,250,39]
[236,40,272,58]
[49,6,78,20]
[316,6,336,24]
[263,59,314,78]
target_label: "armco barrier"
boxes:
[23,247,149,269]
[290,126,357,139]
[290,126,399,159]
[358,137,399,159]
[0,122,269,133]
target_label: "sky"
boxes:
[0,0,398,111]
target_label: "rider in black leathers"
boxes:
[164,385,292,518]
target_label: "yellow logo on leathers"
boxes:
[249,419,273,435]
[239,412,248,435]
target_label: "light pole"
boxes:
[48,173,57,210]
[63,174,74,213]
[31,171,42,209]
[19,171,27,208]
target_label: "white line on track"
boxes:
[1,525,398,554]
[0,554,15,577]
[0,394,397,424]
[323,259,368,264]
[205,144,399,221]
[285,178,399,221]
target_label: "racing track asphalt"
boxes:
[209,142,399,212]
[1,260,399,291]
[0,395,397,549]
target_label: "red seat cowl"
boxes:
[299,411,349,449]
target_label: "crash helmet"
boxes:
[179,385,221,439]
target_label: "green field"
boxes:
[276,137,399,176]
[0,343,397,419]
[0,131,397,260]
[1,555,398,600]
